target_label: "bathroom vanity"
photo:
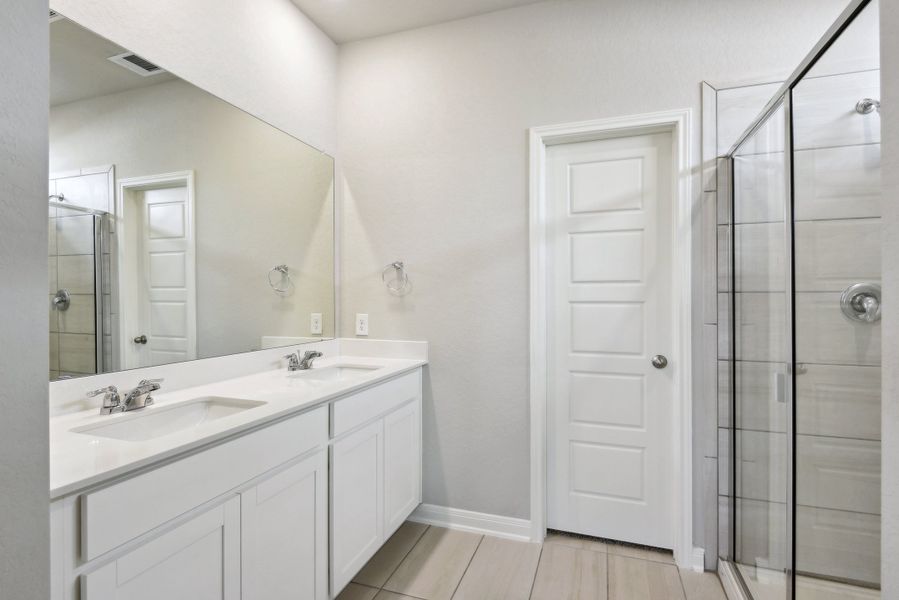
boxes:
[48,344,426,600]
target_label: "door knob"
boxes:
[651,355,668,369]
[133,335,148,344]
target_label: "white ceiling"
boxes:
[51,19,176,107]
[290,0,545,43]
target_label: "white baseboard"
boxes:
[691,547,706,572]
[408,503,533,542]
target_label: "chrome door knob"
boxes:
[651,355,668,369]
[133,334,148,344]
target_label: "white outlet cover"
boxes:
[355,313,369,336]
[310,313,322,335]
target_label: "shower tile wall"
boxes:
[792,65,881,586]
[703,59,882,585]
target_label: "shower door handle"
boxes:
[774,371,786,404]
[133,335,148,344]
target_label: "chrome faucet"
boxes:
[88,378,164,415]
[284,350,323,371]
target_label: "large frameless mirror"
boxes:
[48,15,335,381]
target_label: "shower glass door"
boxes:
[728,2,881,598]
[791,0,881,595]
[731,100,792,600]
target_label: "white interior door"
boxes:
[132,184,197,367]
[546,131,675,549]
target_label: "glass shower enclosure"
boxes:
[49,201,112,380]
[723,0,881,598]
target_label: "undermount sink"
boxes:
[288,364,381,383]
[72,397,266,442]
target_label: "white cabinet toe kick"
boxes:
[51,368,423,600]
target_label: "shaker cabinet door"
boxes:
[330,419,384,595]
[383,399,422,535]
[82,497,240,600]
[241,450,328,600]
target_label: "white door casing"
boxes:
[546,132,674,548]
[117,172,197,369]
[529,110,694,567]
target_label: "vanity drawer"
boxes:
[81,406,327,562]
[332,370,421,438]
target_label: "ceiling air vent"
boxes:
[49,10,65,23]
[107,52,166,77]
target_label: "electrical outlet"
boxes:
[310,313,322,335]
[355,313,369,336]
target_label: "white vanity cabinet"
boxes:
[330,370,422,595]
[82,497,242,599]
[50,366,424,600]
[52,406,330,600]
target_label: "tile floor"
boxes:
[337,522,727,600]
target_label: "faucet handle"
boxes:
[87,385,118,398]
[88,385,123,414]
[138,378,164,387]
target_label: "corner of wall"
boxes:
[0,2,51,597]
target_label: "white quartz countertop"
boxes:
[49,355,426,499]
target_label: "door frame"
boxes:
[528,109,696,568]
[116,171,197,369]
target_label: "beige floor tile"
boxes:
[609,555,684,600]
[607,541,675,564]
[374,591,422,600]
[680,569,727,600]
[383,526,482,600]
[545,530,609,553]
[530,543,608,600]
[354,521,429,587]
[336,583,379,600]
[453,536,542,600]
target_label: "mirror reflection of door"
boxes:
[119,173,197,369]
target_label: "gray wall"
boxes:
[337,0,849,522]
[880,0,898,595]
[0,0,50,596]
